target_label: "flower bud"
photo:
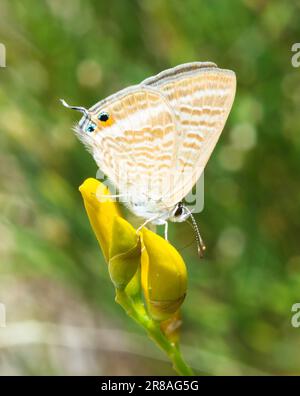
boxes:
[79,178,121,262]
[141,228,187,321]
[108,216,141,289]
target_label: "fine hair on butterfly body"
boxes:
[61,62,236,257]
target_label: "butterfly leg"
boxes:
[136,215,161,234]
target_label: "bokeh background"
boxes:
[1,0,300,375]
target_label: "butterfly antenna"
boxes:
[60,99,90,118]
[184,206,206,258]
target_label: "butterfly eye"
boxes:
[98,112,110,122]
[86,123,96,133]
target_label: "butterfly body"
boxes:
[128,199,174,225]
[62,62,236,247]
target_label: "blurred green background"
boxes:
[1,0,300,375]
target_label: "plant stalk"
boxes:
[115,289,194,376]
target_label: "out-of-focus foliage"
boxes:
[0,0,300,375]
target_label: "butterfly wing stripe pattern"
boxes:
[143,62,236,207]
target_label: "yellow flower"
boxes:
[79,178,120,262]
[141,228,187,321]
[79,178,140,289]
[79,178,187,320]
[79,178,192,374]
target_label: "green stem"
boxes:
[115,289,194,376]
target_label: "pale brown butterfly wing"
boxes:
[76,86,179,212]
[142,62,236,207]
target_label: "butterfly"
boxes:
[61,62,236,256]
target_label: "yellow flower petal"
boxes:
[79,178,121,262]
[141,228,187,321]
[109,217,141,289]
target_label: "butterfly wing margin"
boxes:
[143,62,236,207]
